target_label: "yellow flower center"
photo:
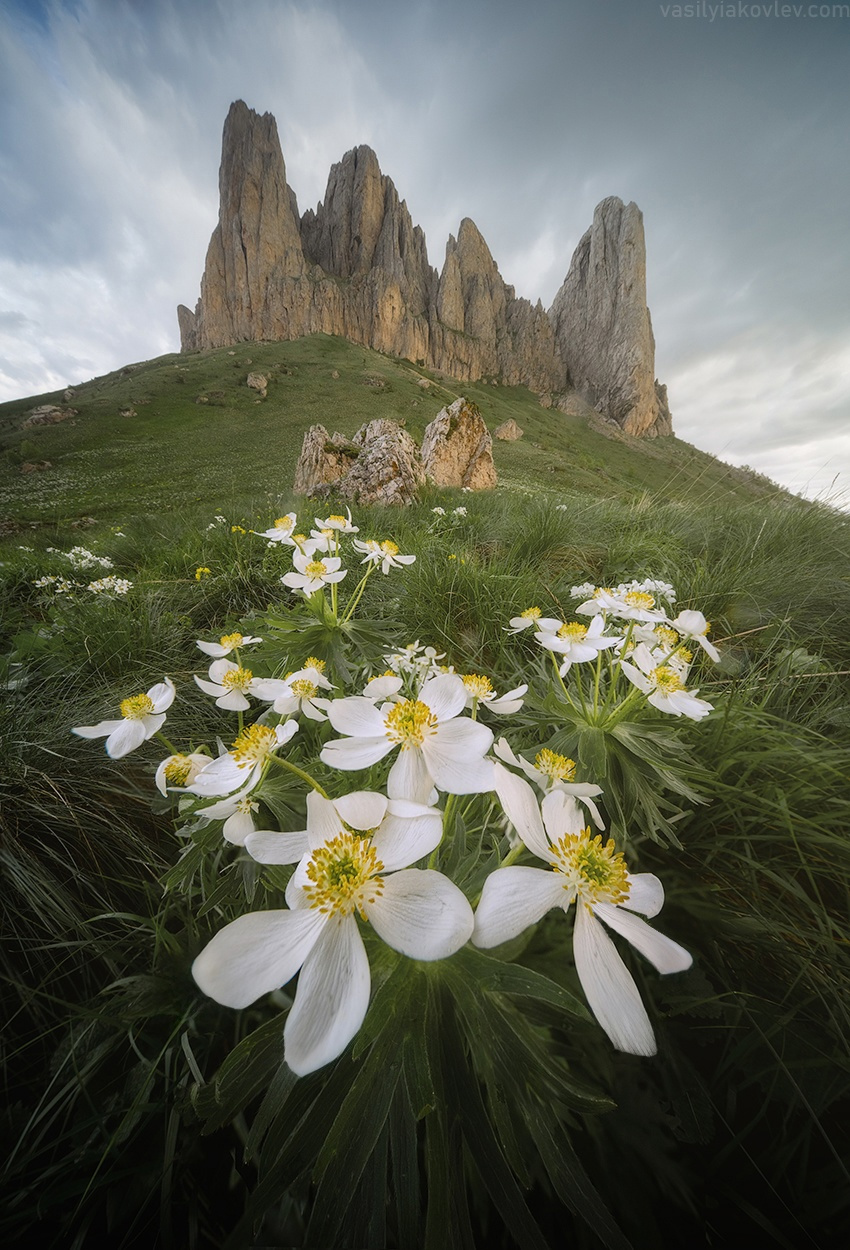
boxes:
[677,648,693,664]
[327,515,348,526]
[653,626,679,650]
[549,830,630,906]
[320,528,334,539]
[534,749,576,782]
[384,698,437,748]
[164,754,192,785]
[557,622,588,641]
[231,723,278,764]
[220,632,244,649]
[305,656,326,673]
[520,606,541,620]
[380,540,399,556]
[222,667,253,691]
[274,515,295,529]
[625,591,656,609]
[462,674,493,698]
[652,665,685,693]
[305,560,327,578]
[235,797,258,815]
[302,831,385,918]
[290,678,318,699]
[292,533,307,544]
[120,693,154,720]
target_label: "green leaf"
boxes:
[190,1011,286,1134]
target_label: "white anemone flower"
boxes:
[506,607,561,635]
[73,677,176,759]
[195,658,285,711]
[314,508,358,533]
[281,551,347,596]
[534,614,621,673]
[192,789,474,1075]
[670,610,721,663]
[320,672,494,802]
[576,588,668,624]
[187,721,299,797]
[155,751,210,796]
[352,538,416,575]
[196,632,263,658]
[362,673,404,701]
[258,662,335,721]
[460,674,528,716]
[620,643,713,721]
[255,513,298,543]
[493,738,605,830]
[473,766,692,1055]
[195,781,263,845]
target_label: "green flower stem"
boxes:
[470,839,526,906]
[551,652,578,712]
[593,652,603,715]
[154,731,181,756]
[339,562,375,624]
[267,753,330,798]
[237,709,244,736]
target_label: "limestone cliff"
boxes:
[180,101,671,435]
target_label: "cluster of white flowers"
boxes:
[46,545,114,572]
[87,576,133,596]
[72,523,711,1077]
[33,574,76,594]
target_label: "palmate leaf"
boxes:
[191,1009,289,1135]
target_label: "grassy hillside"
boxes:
[0,333,781,525]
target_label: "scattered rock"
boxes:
[421,398,497,490]
[20,460,52,474]
[417,377,431,389]
[247,372,268,397]
[63,388,75,402]
[196,395,209,404]
[293,425,359,494]
[331,369,339,379]
[494,419,523,441]
[119,406,137,418]
[21,405,75,429]
[363,375,386,389]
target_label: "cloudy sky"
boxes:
[2,0,848,501]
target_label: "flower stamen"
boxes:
[120,693,155,720]
[549,830,630,906]
[303,831,385,918]
[384,699,437,748]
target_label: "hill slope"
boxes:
[0,334,783,525]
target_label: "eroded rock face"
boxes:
[21,405,75,428]
[296,419,423,506]
[549,198,668,438]
[293,425,358,495]
[421,398,497,490]
[180,102,672,436]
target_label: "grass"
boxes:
[1,337,849,1248]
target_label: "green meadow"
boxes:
[1,335,849,1249]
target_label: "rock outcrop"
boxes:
[494,419,523,441]
[421,399,497,490]
[180,101,672,436]
[295,419,424,506]
[548,198,669,438]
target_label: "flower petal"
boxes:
[363,869,474,959]
[326,696,387,737]
[73,719,123,739]
[333,790,388,832]
[148,678,176,712]
[387,746,433,803]
[245,829,310,862]
[592,904,693,974]
[284,915,371,1075]
[192,908,326,1010]
[321,734,395,771]
[371,806,443,871]
[105,719,148,759]
[622,873,664,918]
[493,763,550,860]
[305,791,345,848]
[472,866,565,948]
[221,808,257,845]
[573,905,657,1056]
[420,673,467,722]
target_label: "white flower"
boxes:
[255,513,298,543]
[320,673,494,801]
[187,721,299,796]
[196,632,263,658]
[73,678,176,759]
[460,674,527,716]
[257,662,335,721]
[620,644,713,720]
[569,581,598,601]
[352,538,416,575]
[431,506,446,516]
[195,780,263,845]
[473,766,692,1056]
[534,614,621,673]
[452,506,467,517]
[87,576,132,595]
[493,738,605,830]
[281,551,347,596]
[670,610,720,663]
[506,607,561,635]
[362,673,404,701]
[194,658,281,712]
[576,588,668,624]
[192,789,473,1075]
[155,751,210,796]
[314,508,358,533]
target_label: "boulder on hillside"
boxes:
[246,372,268,397]
[421,397,497,490]
[338,421,424,506]
[293,425,359,495]
[494,419,523,441]
[21,405,75,429]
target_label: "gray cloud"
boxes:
[0,0,847,500]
